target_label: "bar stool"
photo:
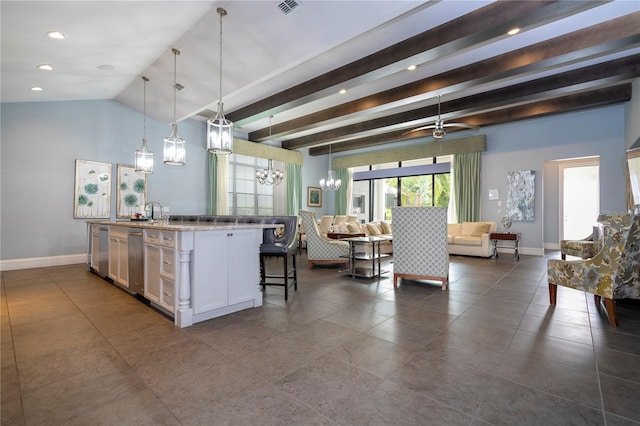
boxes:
[260,216,298,300]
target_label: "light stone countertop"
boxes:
[86,221,280,232]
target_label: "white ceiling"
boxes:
[2,0,639,152]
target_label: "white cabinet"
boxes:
[144,229,177,313]
[108,226,128,287]
[191,229,262,316]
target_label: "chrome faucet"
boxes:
[144,201,163,220]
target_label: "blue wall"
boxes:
[0,98,631,263]
[1,100,207,261]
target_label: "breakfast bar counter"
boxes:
[87,219,279,328]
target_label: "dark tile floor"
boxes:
[3,251,640,425]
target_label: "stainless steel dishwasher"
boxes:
[128,230,144,295]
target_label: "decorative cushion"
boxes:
[461,222,477,236]
[380,221,392,234]
[336,222,350,233]
[366,223,382,235]
[471,223,492,237]
[347,222,361,233]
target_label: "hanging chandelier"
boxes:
[207,7,233,155]
[256,159,284,185]
[163,48,186,165]
[320,144,341,191]
[134,76,153,173]
[256,116,283,185]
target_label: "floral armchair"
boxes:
[548,214,640,326]
[560,214,611,260]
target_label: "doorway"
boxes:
[560,158,599,241]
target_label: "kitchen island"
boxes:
[88,219,279,328]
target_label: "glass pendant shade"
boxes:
[135,138,154,173]
[256,159,284,185]
[320,169,341,191]
[163,122,186,165]
[134,76,153,173]
[207,101,233,154]
[207,8,233,155]
[163,48,186,165]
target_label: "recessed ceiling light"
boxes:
[407,64,417,71]
[507,28,520,36]
[96,64,115,71]
[37,64,53,71]
[339,89,347,94]
[46,31,66,40]
[31,87,43,91]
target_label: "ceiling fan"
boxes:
[404,95,479,139]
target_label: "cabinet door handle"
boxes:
[163,260,171,265]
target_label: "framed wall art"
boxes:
[307,186,322,207]
[116,164,147,218]
[506,170,535,221]
[74,159,112,218]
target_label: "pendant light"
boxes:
[207,7,233,155]
[134,76,153,173]
[319,144,341,191]
[163,48,186,165]
[256,116,284,185]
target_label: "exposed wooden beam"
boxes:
[308,84,632,156]
[284,56,640,150]
[225,0,603,127]
[256,12,640,143]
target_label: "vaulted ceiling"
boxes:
[2,1,639,156]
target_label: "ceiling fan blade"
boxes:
[441,122,480,130]
[402,125,437,136]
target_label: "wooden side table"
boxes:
[490,232,521,261]
[327,232,365,239]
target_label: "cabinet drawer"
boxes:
[145,229,176,247]
[160,277,175,312]
[161,247,175,277]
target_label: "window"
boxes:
[352,156,451,221]
[227,154,274,216]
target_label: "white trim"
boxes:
[544,242,561,250]
[0,254,86,271]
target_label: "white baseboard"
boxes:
[544,242,561,250]
[0,254,86,271]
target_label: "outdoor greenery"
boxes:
[384,173,450,219]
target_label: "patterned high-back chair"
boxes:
[299,210,349,268]
[548,214,640,326]
[392,207,449,290]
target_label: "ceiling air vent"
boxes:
[277,0,300,15]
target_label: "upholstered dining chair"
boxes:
[260,216,298,300]
[392,206,449,290]
[318,215,334,234]
[299,210,349,268]
[548,214,640,326]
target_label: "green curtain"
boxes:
[453,151,480,222]
[286,163,302,216]
[333,168,350,215]
[207,152,217,215]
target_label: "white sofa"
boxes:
[447,221,496,257]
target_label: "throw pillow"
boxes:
[366,223,381,235]
[347,222,360,233]
[471,223,492,237]
[380,221,392,234]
